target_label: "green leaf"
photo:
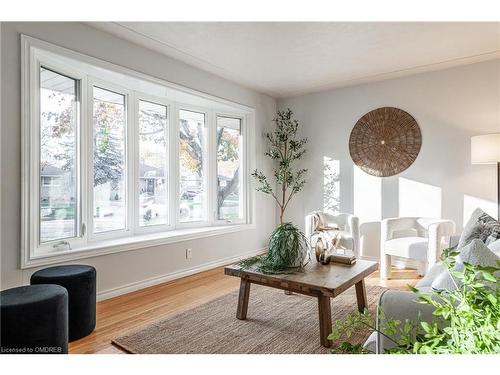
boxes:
[328,252,500,355]
[486,294,497,305]
[421,322,432,333]
[481,272,497,282]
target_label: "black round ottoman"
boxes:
[31,265,96,342]
[0,285,68,354]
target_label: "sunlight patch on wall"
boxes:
[398,178,442,218]
[463,194,497,223]
[323,157,340,214]
[353,165,381,222]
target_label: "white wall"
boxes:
[278,60,500,259]
[0,22,277,297]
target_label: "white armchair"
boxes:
[380,217,455,279]
[305,212,360,257]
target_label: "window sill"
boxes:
[22,223,256,269]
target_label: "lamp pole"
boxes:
[498,162,500,220]
[471,134,500,220]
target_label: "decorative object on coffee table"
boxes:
[311,219,357,265]
[225,258,378,348]
[305,212,360,257]
[315,237,328,263]
[349,107,422,177]
[314,234,357,265]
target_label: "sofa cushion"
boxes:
[431,239,500,291]
[487,239,500,256]
[384,237,428,261]
[416,263,444,289]
[458,208,500,249]
[363,331,377,353]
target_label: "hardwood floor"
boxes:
[69,266,420,354]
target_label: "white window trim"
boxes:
[21,35,256,269]
[25,54,88,257]
[88,78,133,241]
[214,112,247,225]
[176,104,212,229]
[134,93,174,234]
[24,224,256,269]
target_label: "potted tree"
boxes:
[243,109,309,273]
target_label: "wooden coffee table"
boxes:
[224,258,378,348]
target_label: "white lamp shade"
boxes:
[471,134,500,164]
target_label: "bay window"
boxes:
[22,36,254,267]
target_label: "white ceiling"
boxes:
[89,22,500,98]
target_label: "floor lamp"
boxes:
[471,134,500,220]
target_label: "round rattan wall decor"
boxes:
[349,107,421,177]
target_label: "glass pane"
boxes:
[138,100,168,226]
[216,117,242,221]
[179,109,206,222]
[39,67,78,242]
[93,87,126,233]
[323,157,340,215]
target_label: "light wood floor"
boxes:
[69,266,420,354]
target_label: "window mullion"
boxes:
[171,104,180,229]
[85,78,95,243]
[127,92,136,236]
[79,76,89,245]
[167,103,175,229]
[132,94,140,233]
[207,110,216,226]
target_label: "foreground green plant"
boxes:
[329,249,500,354]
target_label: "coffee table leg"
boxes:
[236,278,251,320]
[355,279,368,313]
[317,295,332,348]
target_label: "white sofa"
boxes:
[364,236,459,353]
[305,212,360,257]
[380,217,455,278]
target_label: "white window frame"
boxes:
[176,104,211,229]
[21,35,256,269]
[87,78,133,241]
[26,56,88,257]
[134,93,174,234]
[214,112,247,226]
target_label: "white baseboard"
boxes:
[97,248,266,301]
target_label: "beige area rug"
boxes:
[112,285,385,354]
